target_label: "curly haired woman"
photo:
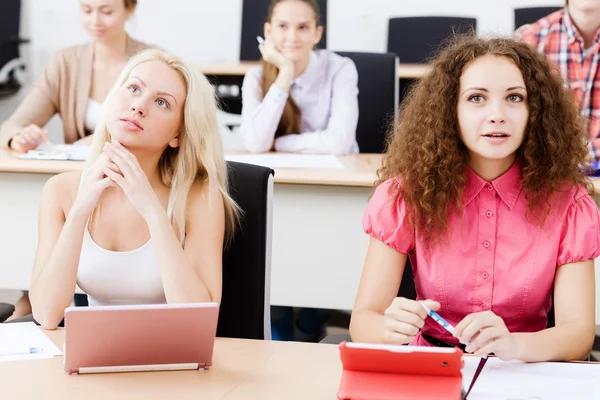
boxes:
[350,36,600,362]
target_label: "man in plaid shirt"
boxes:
[515,0,600,171]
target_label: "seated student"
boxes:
[0,0,148,153]
[350,36,600,362]
[27,48,239,329]
[240,0,359,155]
[2,0,150,320]
[514,0,600,183]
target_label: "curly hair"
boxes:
[378,35,591,244]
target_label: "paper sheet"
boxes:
[0,322,62,362]
[225,153,344,169]
[462,356,600,399]
[19,144,90,161]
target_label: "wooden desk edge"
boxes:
[0,150,382,187]
[194,61,431,79]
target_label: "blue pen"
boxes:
[0,347,43,356]
[420,303,456,335]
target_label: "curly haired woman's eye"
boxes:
[468,94,484,103]
[507,94,524,102]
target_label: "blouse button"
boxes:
[483,241,490,248]
[486,211,493,218]
[480,303,488,310]
[486,185,493,191]
[482,272,489,279]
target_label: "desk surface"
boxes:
[0,149,383,187]
[2,329,342,400]
[195,61,431,79]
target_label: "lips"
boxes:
[482,131,510,138]
[120,118,143,130]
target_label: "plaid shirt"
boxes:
[515,8,600,166]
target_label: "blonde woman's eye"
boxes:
[127,84,139,93]
[156,98,169,108]
[507,94,523,102]
[468,94,484,103]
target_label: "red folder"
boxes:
[337,341,464,400]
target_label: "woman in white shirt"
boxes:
[28,49,239,329]
[240,0,359,155]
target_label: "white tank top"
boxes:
[76,200,174,307]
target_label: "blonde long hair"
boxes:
[87,48,239,242]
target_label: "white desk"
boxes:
[0,149,382,310]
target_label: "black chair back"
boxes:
[217,161,274,340]
[240,0,327,61]
[336,51,398,154]
[0,0,21,72]
[387,16,476,64]
[514,7,562,29]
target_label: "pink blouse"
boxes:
[363,162,600,346]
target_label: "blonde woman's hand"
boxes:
[258,35,294,72]
[9,124,48,152]
[70,153,120,219]
[382,298,440,344]
[102,141,163,220]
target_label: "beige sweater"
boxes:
[0,36,149,147]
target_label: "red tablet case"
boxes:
[337,341,463,400]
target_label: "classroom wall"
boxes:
[20,0,564,82]
[13,0,600,323]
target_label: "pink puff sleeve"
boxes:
[362,178,415,254]
[557,191,600,266]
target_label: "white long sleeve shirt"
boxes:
[240,50,360,155]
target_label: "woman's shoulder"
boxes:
[53,42,94,63]
[315,50,358,76]
[42,170,82,208]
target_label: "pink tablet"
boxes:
[63,303,219,374]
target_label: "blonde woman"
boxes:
[28,49,239,330]
[1,0,148,152]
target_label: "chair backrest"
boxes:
[217,161,274,340]
[514,7,562,30]
[335,51,398,154]
[397,259,417,300]
[240,0,328,61]
[0,0,21,71]
[387,16,476,64]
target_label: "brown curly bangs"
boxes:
[378,35,591,243]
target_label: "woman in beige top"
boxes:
[4,0,149,320]
[0,0,149,153]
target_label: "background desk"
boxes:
[195,61,431,80]
[2,328,342,400]
[0,149,381,310]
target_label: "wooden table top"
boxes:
[1,328,343,400]
[0,149,383,188]
[194,61,431,79]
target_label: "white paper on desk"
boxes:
[0,322,62,362]
[461,356,600,399]
[225,153,344,169]
[19,144,90,161]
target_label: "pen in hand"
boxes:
[420,302,456,336]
